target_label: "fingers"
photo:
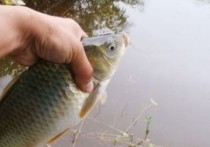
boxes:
[81,31,88,38]
[66,21,92,92]
[71,41,94,93]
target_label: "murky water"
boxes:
[1,0,210,146]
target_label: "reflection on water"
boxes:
[1,0,210,147]
[0,0,143,85]
[0,0,146,147]
[197,0,210,4]
[0,57,25,78]
[24,0,143,35]
[0,0,143,78]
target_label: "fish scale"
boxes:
[0,33,128,147]
[0,61,84,147]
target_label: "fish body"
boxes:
[0,33,128,147]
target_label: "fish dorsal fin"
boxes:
[0,74,21,101]
[79,79,110,118]
[47,128,70,145]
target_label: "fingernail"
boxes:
[85,81,94,92]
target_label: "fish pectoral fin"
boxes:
[79,79,110,118]
[47,128,70,144]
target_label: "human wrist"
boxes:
[0,6,35,57]
[0,6,20,57]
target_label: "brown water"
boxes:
[1,0,210,146]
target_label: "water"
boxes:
[1,0,210,146]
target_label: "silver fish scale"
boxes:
[0,60,86,147]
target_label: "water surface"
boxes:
[1,0,210,147]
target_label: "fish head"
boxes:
[83,33,129,81]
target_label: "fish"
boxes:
[0,33,129,147]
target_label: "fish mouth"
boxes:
[122,33,130,47]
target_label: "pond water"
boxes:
[1,0,210,147]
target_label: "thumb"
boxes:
[71,41,94,93]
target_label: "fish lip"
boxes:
[82,33,130,48]
[122,33,130,47]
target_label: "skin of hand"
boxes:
[0,6,93,92]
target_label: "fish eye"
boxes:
[109,45,115,51]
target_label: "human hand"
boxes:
[0,6,93,92]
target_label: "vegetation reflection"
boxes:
[0,0,143,77]
[24,0,143,34]
[0,57,25,78]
